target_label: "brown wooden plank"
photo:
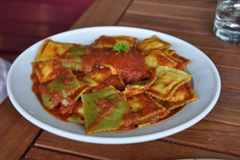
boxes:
[218,67,240,88]
[24,147,88,160]
[119,13,214,35]
[0,98,41,160]
[162,120,240,157]
[205,88,240,126]
[69,0,132,30]
[35,131,239,160]
[127,1,216,22]
[201,49,240,69]
[134,0,217,10]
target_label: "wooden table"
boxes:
[1,0,240,159]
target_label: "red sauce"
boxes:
[82,48,148,83]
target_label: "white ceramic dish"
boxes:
[7,26,221,144]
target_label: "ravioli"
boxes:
[146,66,192,100]
[137,35,172,52]
[127,93,166,124]
[91,35,138,49]
[35,39,80,61]
[170,53,191,69]
[123,77,157,97]
[143,49,178,69]
[153,83,198,111]
[39,69,81,109]
[66,101,85,124]
[31,60,55,83]
[168,83,198,108]
[82,86,129,134]
[58,47,87,71]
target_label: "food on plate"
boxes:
[31,35,198,134]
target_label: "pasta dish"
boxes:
[30,35,198,134]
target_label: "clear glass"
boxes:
[213,0,240,44]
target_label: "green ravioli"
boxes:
[82,86,128,134]
[41,69,81,109]
[60,47,87,71]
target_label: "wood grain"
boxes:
[127,1,216,22]
[119,13,214,35]
[205,88,240,126]
[35,131,240,160]
[218,67,240,88]
[24,147,88,160]
[69,0,132,30]
[201,49,240,69]
[134,0,218,10]
[0,98,41,160]
[162,120,240,157]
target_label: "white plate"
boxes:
[7,26,221,144]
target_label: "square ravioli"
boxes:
[82,86,129,134]
[126,93,166,126]
[35,39,80,61]
[146,66,192,100]
[39,69,81,109]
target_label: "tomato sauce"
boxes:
[82,48,148,83]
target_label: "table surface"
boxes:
[1,0,240,159]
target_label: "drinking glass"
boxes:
[213,0,240,44]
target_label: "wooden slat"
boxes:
[119,13,214,35]
[35,131,239,160]
[0,98,41,160]
[205,88,240,126]
[69,0,132,30]
[134,0,217,10]
[162,120,240,157]
[24,148,88,160]
[201,49,240,69]
[218,67,240,88]
[127,1,216,22]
